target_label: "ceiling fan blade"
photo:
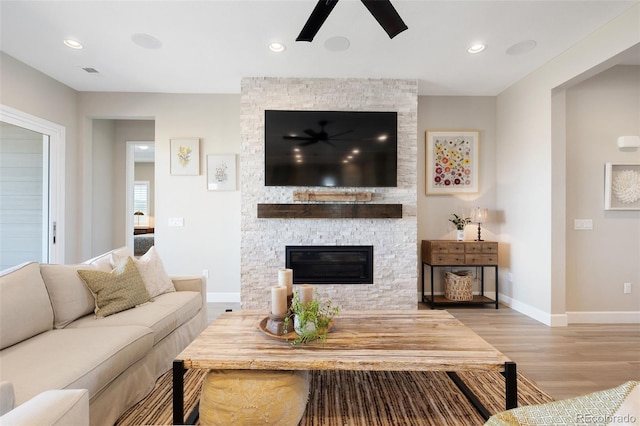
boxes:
[296,0,340,42]
[361,0,408,39]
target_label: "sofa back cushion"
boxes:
[40,264,98,329]
[0,262,54,349]
[83,246,133,271]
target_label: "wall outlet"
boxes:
[202,269,209,279]
[168,217,184,227]
[624,282,632,294]
[508,272,513,283]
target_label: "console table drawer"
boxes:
[429,254,466,265]
[465,243,498,254]
[465,254,498,265]
[429,242,464,254]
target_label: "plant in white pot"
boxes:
[284,289,339,346]
[449,213,471,241]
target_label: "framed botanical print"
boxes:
[425,130,479,194]
[170,138,199,176]
[207,154,237,191]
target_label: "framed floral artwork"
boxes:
[425,130,479,194]
[207,154,237,191]
[604,163,640,210]
[170,138,199,175]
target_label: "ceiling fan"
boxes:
[283,121,353,147]
[297,0,408,42]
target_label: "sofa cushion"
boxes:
[67,291,203,345]
[40,264,98,329]
[112,247,176,298]
[0,262,54,349]
[83,246,133,271]
[0,388,89,426]
[77,257,151,318]
[0,326,153,406]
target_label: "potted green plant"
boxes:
[284,289,339,346]
[449,213,471,241]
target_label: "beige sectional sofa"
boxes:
[0,247,208,426]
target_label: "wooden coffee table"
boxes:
[173,310,517,424]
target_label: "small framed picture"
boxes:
[604,163,640,210]
[425,130,480,194]
[170,138,199,175]
[207,154,237,191]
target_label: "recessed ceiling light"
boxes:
[64,39,83,49]
[268,42,286,53]
[467,43,486,54]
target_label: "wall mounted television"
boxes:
[264,110,397,187]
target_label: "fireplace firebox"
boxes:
[285,246,373,284]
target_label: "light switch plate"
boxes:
[168,217,184,227]
[574,219,593,230]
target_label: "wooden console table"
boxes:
[421,240,499,309]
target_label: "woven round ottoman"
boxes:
[200,369,310,426]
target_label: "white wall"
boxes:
[417,96,498,295]
[78,93,241,298]
[0,52,79,262]
[496,5,640,325]
[91,119,116,255]
[565,65,640,320]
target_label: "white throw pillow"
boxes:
[112,247,175,298]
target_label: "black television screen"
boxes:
[264,110,397,187]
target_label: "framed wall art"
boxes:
[604,163,640,210]
[170,138,200,175]
[425,130,479,194]
[207,154,237,191]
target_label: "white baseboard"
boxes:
[499,294,568,326]
[207,292,241,303]
[567,311,640,324]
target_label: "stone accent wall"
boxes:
[240,77,418,310]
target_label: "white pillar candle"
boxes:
[299,284,314,304]
[278,268,293,296]
[271,286,287,317]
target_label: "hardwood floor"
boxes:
[445,306,640,400]
[207,303,639,401]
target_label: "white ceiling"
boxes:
[1,0,638,96]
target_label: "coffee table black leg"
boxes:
[173,360,185,425]
[447,372,492,420]
[503,361,518,409]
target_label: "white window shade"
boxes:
[133,181,150,227]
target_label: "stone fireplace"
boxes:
[240,77,418,310]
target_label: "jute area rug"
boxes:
[116,369,553,425]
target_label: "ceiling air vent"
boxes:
[82,67,99,73]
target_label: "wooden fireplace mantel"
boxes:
[257,203,402,219]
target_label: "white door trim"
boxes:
[0,104,65,263]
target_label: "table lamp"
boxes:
[134,211,144,226]
[470,207,488,241]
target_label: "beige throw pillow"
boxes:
[77,257,151,317]
[112,247,175,298]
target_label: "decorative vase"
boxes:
[294,315,316,335]
[456,230,465,241]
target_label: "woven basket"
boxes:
[444,271,473,301]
